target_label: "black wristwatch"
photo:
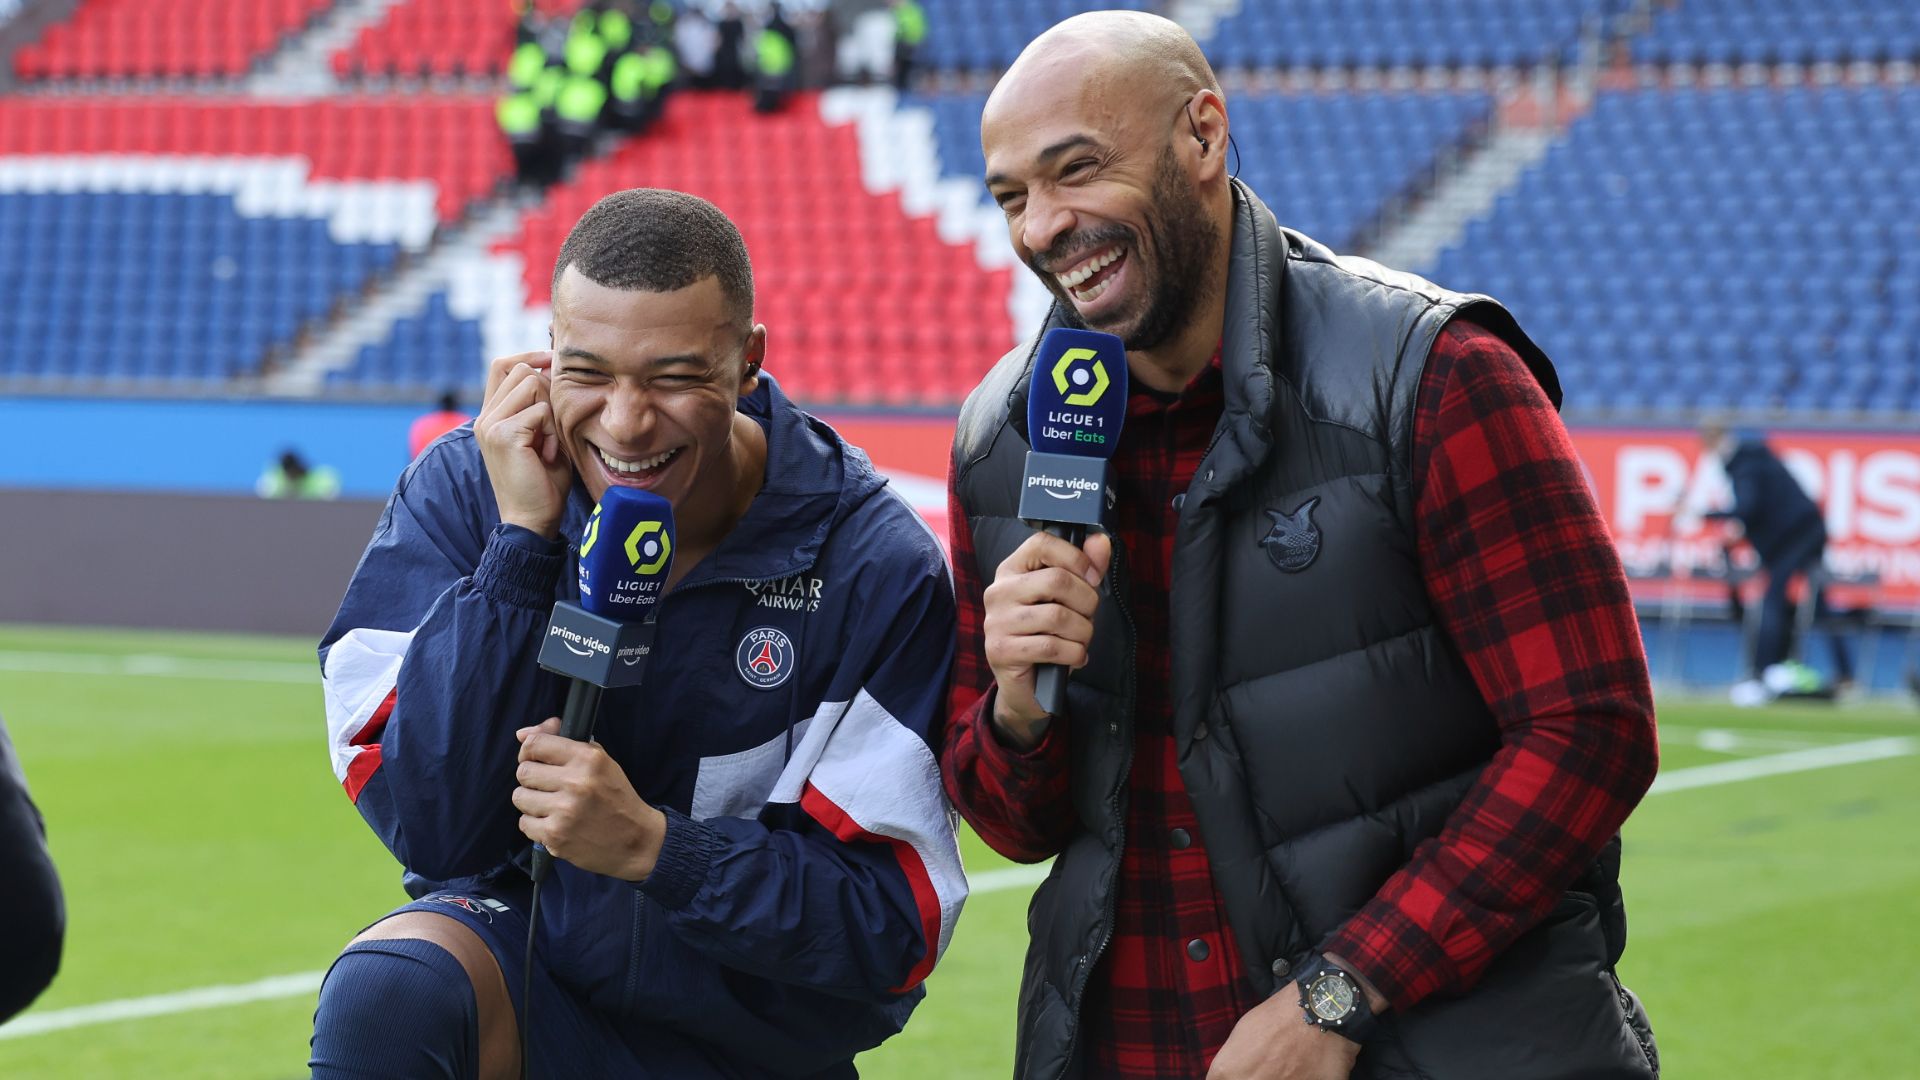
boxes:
[1295,954,1379,1043]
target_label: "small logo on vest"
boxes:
[426,895,511,923]
[1261,497,1322,572]
[735,627,796,690]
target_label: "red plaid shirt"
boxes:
[940,321,1658,1076]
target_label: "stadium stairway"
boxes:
[247,0,410,97]
[1164,0,1244,45]
[315,89,1026,407]
[1365,128,1554,274]
[331,0,582,83]
[1429,82,1920,421]
[269,200,524,396]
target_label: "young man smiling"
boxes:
[943,12,1660,1080]
[313,189,964,1078]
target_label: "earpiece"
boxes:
[1185,101,1208,155]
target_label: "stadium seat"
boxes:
[13,0,336,81]
[1429,85,1920,418]
[333,0,582,81]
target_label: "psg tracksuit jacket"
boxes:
[319,379,965,1074]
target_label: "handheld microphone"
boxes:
[530,486,674,883]
[1021,327,1128,717]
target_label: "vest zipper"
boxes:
[1056,539,1137,1078]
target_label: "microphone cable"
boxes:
[520,878,541,1080]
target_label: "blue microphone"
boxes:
[530,487,674,882]
[1022,327,1128,716]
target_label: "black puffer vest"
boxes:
[952,180,1657,1079]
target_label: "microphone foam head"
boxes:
[1026,327,1127,460]
[577,487,674,619]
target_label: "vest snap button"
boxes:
[1171,493,1185,511]
[1272,958,1291,980]
[1187,938,1210,962]
[1193,722,1209,740]
[1171,827,1192,849]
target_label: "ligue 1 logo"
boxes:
[625,519,671,575]
[579,503,605,560]
[1028,328,1126,460]
[582,505,672,577]
[1052,347,1111,407]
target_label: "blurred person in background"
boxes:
[0,714,63,1024]
[608,8,679,132]
[552,5,614,167]
[712,3,749,90]
[752,4,797,113]
[409,389,473,459]
[943,12,1659,1079]
[675,5,719,88]
[796,4,837,89]
[1683,421,1854,703]
[258,449,341,500]
[890,0,925,91]
[500,2,565,187]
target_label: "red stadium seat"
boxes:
[0,98,509,221]
[13,0,335,80]
[489,91,1014,406]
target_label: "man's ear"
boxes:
[739,324,768,394]
[1188,89,1229,182]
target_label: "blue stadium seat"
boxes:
[1634,2,1918,67]
[328,290,486,393]
[1429,85,1916,416]
[1205,0,1608,70]
[0,190,397,385]
[907,88,1492,254]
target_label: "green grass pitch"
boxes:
[0,624,1915,1077]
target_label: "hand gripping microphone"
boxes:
[530,486,674,883]
[1021,327,1128,717]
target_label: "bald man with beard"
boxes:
[940,13,1661,1080]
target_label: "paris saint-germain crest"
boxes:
[1261,497,1322,572]
[736,627,796,689]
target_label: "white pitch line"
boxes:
[969,863,1052,893]
[0,650,317,685]
[0,865,1053,1041]
[5,735,1913,1042]
[0,972,324,1040]
[1649,736,1916,794]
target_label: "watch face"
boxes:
[1308,973,1356,1022]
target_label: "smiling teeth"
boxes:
[1055,247,1121,289]
[1072,276,1112,303]
[599,447,676,474]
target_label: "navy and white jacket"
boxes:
[319,379,965,1076]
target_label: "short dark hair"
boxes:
[551,188,754,325]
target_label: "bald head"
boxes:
[980,12,1232,366]
[986,11,1219,133]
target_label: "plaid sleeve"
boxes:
[938,464,1076,864]
[1321,320,1660,1010]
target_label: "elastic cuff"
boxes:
[1322,907,1452,1012]
[979,687,1067,770]
[635,807,725,911]
[472,523,566,609]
